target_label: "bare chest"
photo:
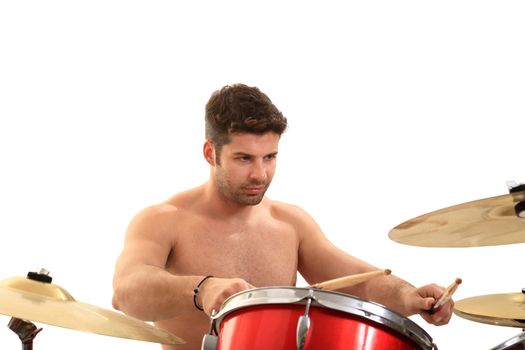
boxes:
[168,220,299,286]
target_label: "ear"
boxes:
[203,139,216,166]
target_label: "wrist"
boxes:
[193,275,214,311]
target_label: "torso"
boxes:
[155,187,300,349]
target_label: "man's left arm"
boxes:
[294,206,453,326]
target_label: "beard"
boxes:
[215,167,271,206]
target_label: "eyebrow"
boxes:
[232,151,278,157]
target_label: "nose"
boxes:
[249,159,267,182]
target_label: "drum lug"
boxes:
[296,290,314,350]
[201,334,218,350]
[296,315,310,350]
[201,309,219,350]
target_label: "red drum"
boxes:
[202,287,436,350]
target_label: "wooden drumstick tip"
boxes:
[432,277,462,310]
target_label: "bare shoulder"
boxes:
[131,202,177,224]
[126,187,202,242]
[132,201,179,222]
[268,200,317,228]
[131,187,202,224]
[124,203,178,245]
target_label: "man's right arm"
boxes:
[111,204,252,320]
[112,204,201,320]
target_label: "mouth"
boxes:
[242,186,265,195]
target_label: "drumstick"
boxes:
[311,269,391,291]
[432,277,462,310]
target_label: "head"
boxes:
[204,84,288,205]
[205,84,288,162]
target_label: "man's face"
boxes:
[214,132,279,206]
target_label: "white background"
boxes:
[1,1,524,349]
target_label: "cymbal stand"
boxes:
[507,181,525,217]
[8,317,42,350]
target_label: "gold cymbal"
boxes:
[389,192,525,247]
[0,276,185,345]
[454,292,525,328]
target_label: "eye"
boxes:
[237,155,250,162]
[265,154,277,161]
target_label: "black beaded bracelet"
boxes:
[193,275,214,311]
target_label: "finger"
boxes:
[423,296,436,311]
[207,300,224,316]
[427,303,453,325]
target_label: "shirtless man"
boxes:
[112,83,454,350]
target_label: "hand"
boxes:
[199,277,254,316]
[411,283,455,326]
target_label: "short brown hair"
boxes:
[205,84,287,155]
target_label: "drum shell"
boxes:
[209,287,435,350]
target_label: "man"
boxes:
[112,83,454,350]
